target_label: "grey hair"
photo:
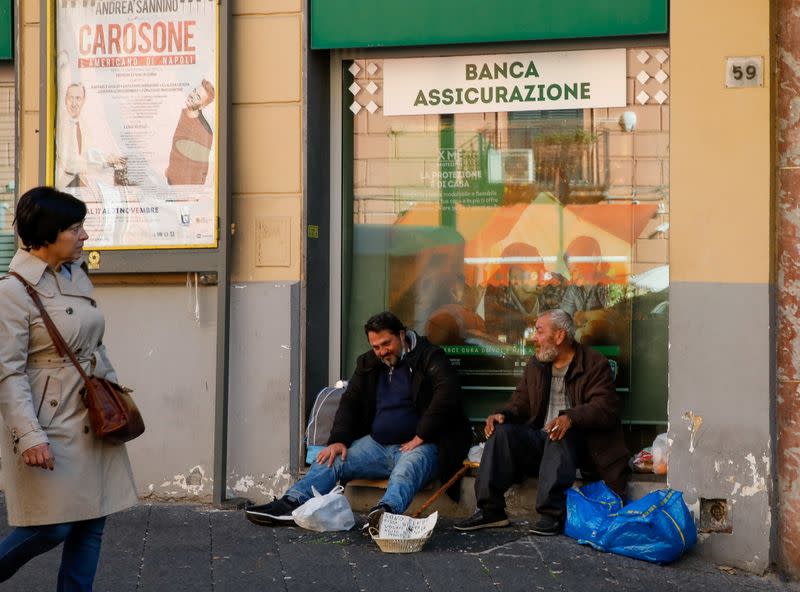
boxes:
[540,309,576,341]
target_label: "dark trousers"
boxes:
[475,423,586,520]
[0,516,106,591]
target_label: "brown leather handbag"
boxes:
[11,272,145,444]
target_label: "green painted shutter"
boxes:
[0,2,12,60]
[312,0,668,49]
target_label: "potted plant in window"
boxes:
[534,127,606,204]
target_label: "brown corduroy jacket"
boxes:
[499,342,631,496]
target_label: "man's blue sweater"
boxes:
[370,361,419,445]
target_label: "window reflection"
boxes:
[344,53,669,425]
[481,242,564,346]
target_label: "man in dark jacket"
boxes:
[455,309,629,536]
[246,311,471,531]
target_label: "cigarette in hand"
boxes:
[549,426,558,433]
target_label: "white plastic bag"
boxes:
[651,433,669,475]
[467,443,484,463]
[291,485,355,532]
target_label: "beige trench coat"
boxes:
[0,249,137,526]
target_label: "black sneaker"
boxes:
[454,509,510,531]
[361,504,391,536]
[529,514,563,536]
[245,496,300,526]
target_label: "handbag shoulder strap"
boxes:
[9,271,92,383]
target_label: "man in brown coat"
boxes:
[455,309,629,535]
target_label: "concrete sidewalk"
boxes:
[0,501,792,591]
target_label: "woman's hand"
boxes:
[22,443,54,470]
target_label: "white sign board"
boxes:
[383,49,626,116]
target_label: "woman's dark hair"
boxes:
[364,311,406,336]
[14,186,87,248]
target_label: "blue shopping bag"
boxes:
[566,482,697,564]
[565,481,623,549]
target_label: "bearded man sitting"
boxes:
[455,309,629,536]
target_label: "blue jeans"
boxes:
[0,516,106,591]
[286,435,438,513]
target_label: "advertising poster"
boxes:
[54,0,218,249]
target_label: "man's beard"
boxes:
[535,342,558,362]
[380,355,398,367]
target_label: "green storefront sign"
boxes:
[311,0,668,49]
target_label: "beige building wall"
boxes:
[670,0,772,285]
[231,0,304,282]
[224,0,306,504]
[668,0,774,572]
[17,1,40,194]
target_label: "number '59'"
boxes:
[732,64,757,80]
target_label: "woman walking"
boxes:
[0,186,137,590]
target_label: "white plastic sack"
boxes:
[467,443,484,463]
[652,433,669,475]
[291,485,355,532]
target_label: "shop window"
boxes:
[340,51,669,429]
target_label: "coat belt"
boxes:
[27,356,93,369]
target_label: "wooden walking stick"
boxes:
[412,461,479,518]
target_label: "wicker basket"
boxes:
[368,512,437,554]
[369,529,433,554]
